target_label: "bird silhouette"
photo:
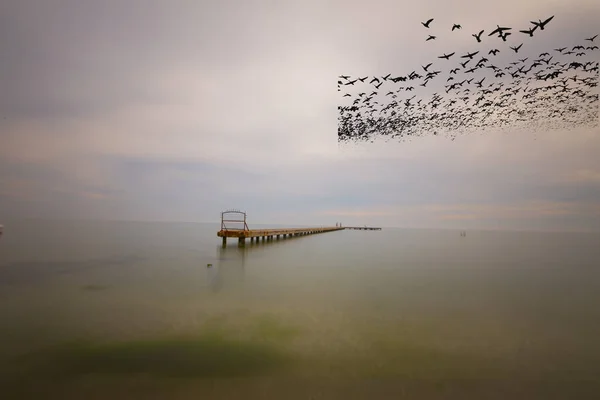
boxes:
[489,49,500,55]
[472,30,484,42]
[586,34,598,42]
[452,24,462,31]
[531,16,554,30]
[520,26,537,37]
[489,25,511,36]
[439,52,455,60]
[426,35,436,41]
[461,51,479,59]
[510,43,524,53]
[422,18,434,28]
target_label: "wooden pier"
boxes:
[219,226,344,247]
[344,226,382,230]
[217,210,379,247]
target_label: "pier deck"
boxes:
[218,226,344,246]
[344,226,382,230]
[217,210,379,247]
[218,227,344,238]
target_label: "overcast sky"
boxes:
[1,0,599,231]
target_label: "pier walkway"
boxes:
[217,210,379,247]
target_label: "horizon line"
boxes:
[2,216,599,234]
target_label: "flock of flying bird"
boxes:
[337,15,599,143]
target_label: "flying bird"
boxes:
[461,51,479,59]
[438,52,455,60]
[489,25,511,36]
[531,16,554,30]
[472,30,484,42]
[520,26,537,37]
[489,49,500,55]
[426,35,436,41]
[422,63,433,71]
[586,34,598,42]
[452,24,462,31]
[422,18,434,28]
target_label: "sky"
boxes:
[1,0,599,231]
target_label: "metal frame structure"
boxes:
[220,209,249,232]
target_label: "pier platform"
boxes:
[218,226,344,246]
[217,210,379,247]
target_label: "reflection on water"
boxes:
[208,244,247,293]
[211,234,296,292]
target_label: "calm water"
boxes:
[1,219,599,399]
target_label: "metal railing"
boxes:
[220,210,249,232]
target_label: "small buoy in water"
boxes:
[207,263,212,268]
